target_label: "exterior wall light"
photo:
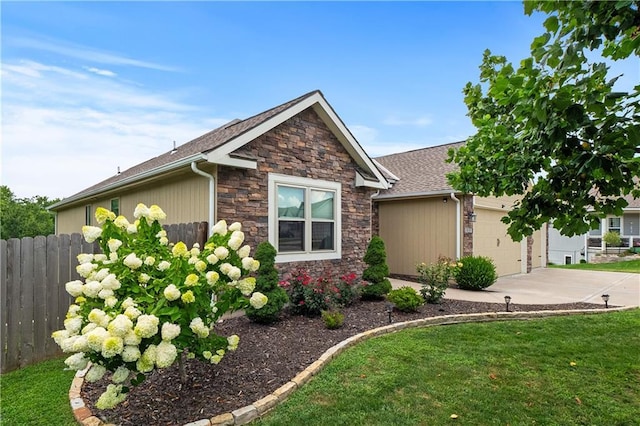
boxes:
[468,212,477,222]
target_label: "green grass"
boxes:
[257,310,640,426]
[550,258,640,273]
[0,357,77,426]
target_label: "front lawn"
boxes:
[257,310,640,425]
[550,258,640,273]
[0,357,77,426]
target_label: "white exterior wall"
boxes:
[548,222,586,265]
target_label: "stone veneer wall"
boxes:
[462,195,474,257]
[216,107,377,278]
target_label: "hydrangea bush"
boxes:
[52,204,267,409]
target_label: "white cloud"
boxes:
[1,59,227,199]
[382,115,433,127]
[8,36,180,72]
[84,66,117,77]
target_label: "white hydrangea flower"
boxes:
[163,284,181,301]
[229,222,242,232]
[133,203,150,219]
[195,260,207,272]
[241,257,256,271]
[94,268,109,282]
[86,327,109,351]
[136,345,157,373]
[187,256,198,265]
[214,246,229,260]
[81,323,97,335]
[107,314,134,337]
[123,306,141,320]
[123,253,143,270]
[60,335,80,353]
[219,263,232,275]
[138,273,151,284]
[123,330,141,346]
[109,252,118,262]
[114,215,130,229]
[148,205,167,222]
[100,273,121,290]
[144,256,156,266]
[156,229,167,238]
[105,296,118,308]
[190,246,200,257]
[81,226,102,243]
[95,384,127,410]
[157,260,171,271]
[67,304,81,317]
[65,280,84,297]
[77,253,94,264]
[64,352,88,371]
[212,220,228,236]
[228,231,245,251]
[206,253,219,265]
[122,345,141,362]
[101,335,124,358]
[206,271,219,285]
[134,314,159,338]
[227,266,241,281]
[159,236,169,245]
[121,297,136,309]
[64,317,83,334]
[237,245,251,259]
[88,309,110,328]
[127,223,138,234]
[112,366,130,383]
[155,341,178,368]
[237,278,256,296]
[85,364,107,383]
[76,263,97,278]
[98,288,114,300]
[108,238,123,253]
[52,329,70,346]
[82,281,102,298]
[189,317,209,338]
[94,207,115,225]
[172,242,189,258]
[249,292,268,309]
[161,322,181,341]
[227,334,240,351]
[93,254,108,262]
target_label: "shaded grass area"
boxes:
[257,310,640,426]
[0,357,76,426]
[550,259,640,273]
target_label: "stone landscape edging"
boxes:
[70,306,638,426]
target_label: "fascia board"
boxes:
[373,190,460,201]
[49,153,208,210]
[206,152,257,169]
[356,171,387,189]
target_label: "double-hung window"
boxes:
[608,217,621,234]
[269,174,341,262]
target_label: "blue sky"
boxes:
[2,2,634,200]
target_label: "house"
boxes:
[373,143,546,277]
[49,90,388,277]
[548,194,640,264]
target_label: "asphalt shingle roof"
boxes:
[374,141,465,198]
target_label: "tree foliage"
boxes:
[0,186,60,239]
[448,1,640,240]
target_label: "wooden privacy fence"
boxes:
[0,222,208,373]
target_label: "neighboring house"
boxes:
[373,143,546,277]
[49,90,388,277]
[548,194,640,263]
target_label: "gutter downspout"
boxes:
[191,162,215,237]
[450,193,461,259]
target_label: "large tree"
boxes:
[0,186,59,239]
[448,0,640,241]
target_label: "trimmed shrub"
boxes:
[361,236,392,300]
[321,309,345,329]
[455,255,498,290]
[387,286,423,312]
[246,241,289,324]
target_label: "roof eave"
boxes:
[49,153,208,211]
[373,189,461,201]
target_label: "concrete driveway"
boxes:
[390,268,640,307]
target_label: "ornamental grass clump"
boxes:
[321,309,345,329]
[52,204,267,409]
[455,255,498,290]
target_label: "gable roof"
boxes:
[373,141,465,200]
[50,90,388,210]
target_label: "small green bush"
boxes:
[417,256,458,303]
[455,255,498,290]
[387,286,423,312]
[361,236,392,300]
[246,241,289,324]
[321,310,345,329]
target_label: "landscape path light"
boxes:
[602,294,610,309]
[385,302,395,323]
[504,295,512,312]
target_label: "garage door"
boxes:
[473,208,522,276]
[531,228,543,269]
[378,198,457,277]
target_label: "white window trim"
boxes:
[268,173,341,263]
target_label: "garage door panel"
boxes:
[474,209,522,276]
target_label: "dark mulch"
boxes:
[83,299,607,425]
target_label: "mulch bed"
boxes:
[82,299,607,425]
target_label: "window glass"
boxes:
[312,222,334,250]
[278,221,304,252]
[609,217,621,232]
[110,199,120,216]
[85,205,91,225]
[311,190,334,220]
[277,187,304,218]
